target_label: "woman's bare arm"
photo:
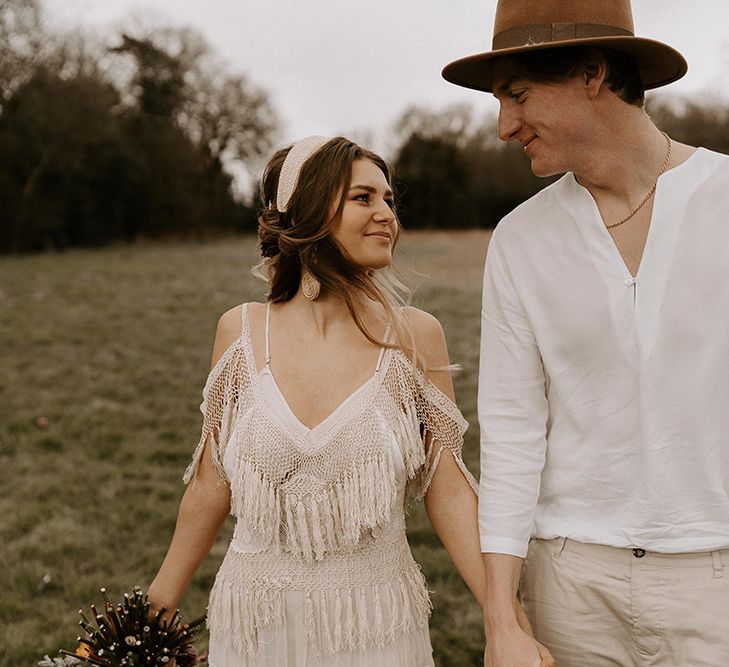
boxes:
[147,307,242,615]
[409,308,554,667]
[147,439,231,615]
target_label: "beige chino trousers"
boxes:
[520,537,729,667]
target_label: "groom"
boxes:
[443,1,729,666]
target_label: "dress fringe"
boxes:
[208,580,285,658]
[208,569,431,659]
[229,449,407,562]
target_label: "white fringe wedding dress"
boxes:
[183,303,477,666]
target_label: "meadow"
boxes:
[0,230,491,666]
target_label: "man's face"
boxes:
[491,57,591,177]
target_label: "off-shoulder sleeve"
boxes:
[182,338,247,485]
[403,366,478,504]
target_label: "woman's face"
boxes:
[331,158,397,270]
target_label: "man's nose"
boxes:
[498,104,521,142]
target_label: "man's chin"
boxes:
[529,160,562,178]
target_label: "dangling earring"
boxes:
[301,267,321,300]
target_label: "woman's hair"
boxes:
[507,46,645,107]
[257,137,420,365]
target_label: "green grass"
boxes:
[0,230,491,666]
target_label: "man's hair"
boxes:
[506,46,645,107]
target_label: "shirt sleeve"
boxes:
[182,339,245,486]
[478,231,549,557]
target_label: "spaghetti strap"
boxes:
[375,322,391,373]
[240,302,247,335]
[264,301,272,366]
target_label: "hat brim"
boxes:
[442,36,687,92]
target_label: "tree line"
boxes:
[2,0,729,253]
[391,100,729,230]
[0,0,276,252]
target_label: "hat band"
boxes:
[492,22,633,50]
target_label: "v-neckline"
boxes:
[241,303,391,444]
[258,365,377,437]
[569,147,704,282]
[574,175,662,282]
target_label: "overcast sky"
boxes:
[42,0,729,154]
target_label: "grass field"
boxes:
[0,229,492,666]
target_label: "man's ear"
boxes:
[583,49,607,99]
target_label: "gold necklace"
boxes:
[605,132,672,230]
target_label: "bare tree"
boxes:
[0,0,43,106]
[109,26,278,194]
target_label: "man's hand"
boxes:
[515,600,556,666]
[535,640,557,667]
[484,624,545,667]
[481,553,557,666]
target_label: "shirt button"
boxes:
[632,548,646,558]
[624,277,636,286]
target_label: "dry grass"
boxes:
[0,229,492,666]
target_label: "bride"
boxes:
[146,135,554,667]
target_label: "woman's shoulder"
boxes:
[401,306,449,368]
[402,305,443,335]
[210,302,264,369]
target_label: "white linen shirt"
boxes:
[478,148,729,558]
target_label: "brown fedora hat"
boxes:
[442,0,687,92]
